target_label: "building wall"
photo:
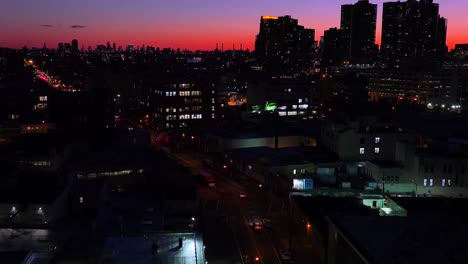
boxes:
[212,135,307,151]
[322,120,412,162]
[271,164,316,179]
[152,82,216,130]
[366,69,468,107]
[327,218,368,264]
[367,148,468,197]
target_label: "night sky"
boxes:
[1,0,466,50]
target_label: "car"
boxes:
[253,220,263,231]
[239,192,247,199]
[279,248,292,261]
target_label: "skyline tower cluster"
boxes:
[319,0,448,68]
[254,15,315,72]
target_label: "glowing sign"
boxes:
[293,179,313,190]
[226,95,247,106]
[262,16,278,20]
[264,102,277,111]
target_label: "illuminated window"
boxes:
[293,169,297,175]
[442,179,446,187]
[374,148,380,154]
[375,137,380,144]
[180,83,190,89]
[430,179,433,186]
[360,148,365,155]
[423,179,427,186]
[39,96,48,102]
[79,197,84,204]
[448,179,452,186]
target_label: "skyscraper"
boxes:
[255,15,315,72]
[381,0,447,68]
[340,0,378,64]
[322,28,348,66]
[71,39,78,52]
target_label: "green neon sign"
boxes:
[264,101,277,111]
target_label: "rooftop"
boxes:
[0,171,62,204]
[391,197,468,217]
[70,145,164,172]
[99,233,205,264]
[229,146,337,167]
[330,215,468,264]
[206,120,320,139]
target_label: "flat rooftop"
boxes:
[391,197,468,217]
[229,146,337,166]
[330,215,468,264]
[206,120,321,139]
[99,233,205,264]
[0,171,62,204]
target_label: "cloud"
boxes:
[70,25,86,29]
[40,24,54,27]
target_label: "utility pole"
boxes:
[288,193,293,251]
[194,232,198,264]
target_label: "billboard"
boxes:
[293,178,313,191]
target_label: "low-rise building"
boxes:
[326,197,468,264]
[227,146,337,188]
[321,116,414,162]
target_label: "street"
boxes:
[169,150,324,264]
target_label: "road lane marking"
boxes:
[272,245,282,264]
